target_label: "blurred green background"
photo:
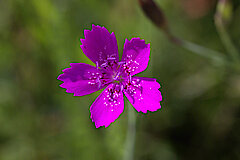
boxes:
[0,0,240,160]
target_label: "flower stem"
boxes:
[123,102,136,160]
[215,19,239,62]
[166,33,228,65]
[164,31,228,65]
[214,0,240,63]
[181,40,227,64]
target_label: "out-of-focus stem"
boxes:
[138,0,228,65]
[165,31,228,64]
[123,102,136,160]
[214,0,240,63]
[180,40,227,64]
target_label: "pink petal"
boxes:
[80,24,119,66]
[90,84,124,128]
[58,63,105,96]
[121,38,150,75]
[124,77,162,113]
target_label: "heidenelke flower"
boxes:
[58,24,162,128]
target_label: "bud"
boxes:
[138,0,182,45]
[138,0,168,31]
[215,0,233,24]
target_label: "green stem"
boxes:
[181,40,227,64]
[165,31,228,65]
[215,17,239,62]
[180,39,240,72]
[123,102,136,160]
[214,0,240,63]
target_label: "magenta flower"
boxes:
[58,24,162,128]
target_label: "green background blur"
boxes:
[0,0,240,160]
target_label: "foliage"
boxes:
[0,0,240,159]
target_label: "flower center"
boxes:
[94,58,132,91]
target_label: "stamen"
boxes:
[120,84,123,92]
[101,62,108,68]
[113,71,121,80]
[107,57,116,60]
[96,78,101,88]
[118,61,125,65]
[96,61,99,69]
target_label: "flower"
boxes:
[58,24,162,128]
